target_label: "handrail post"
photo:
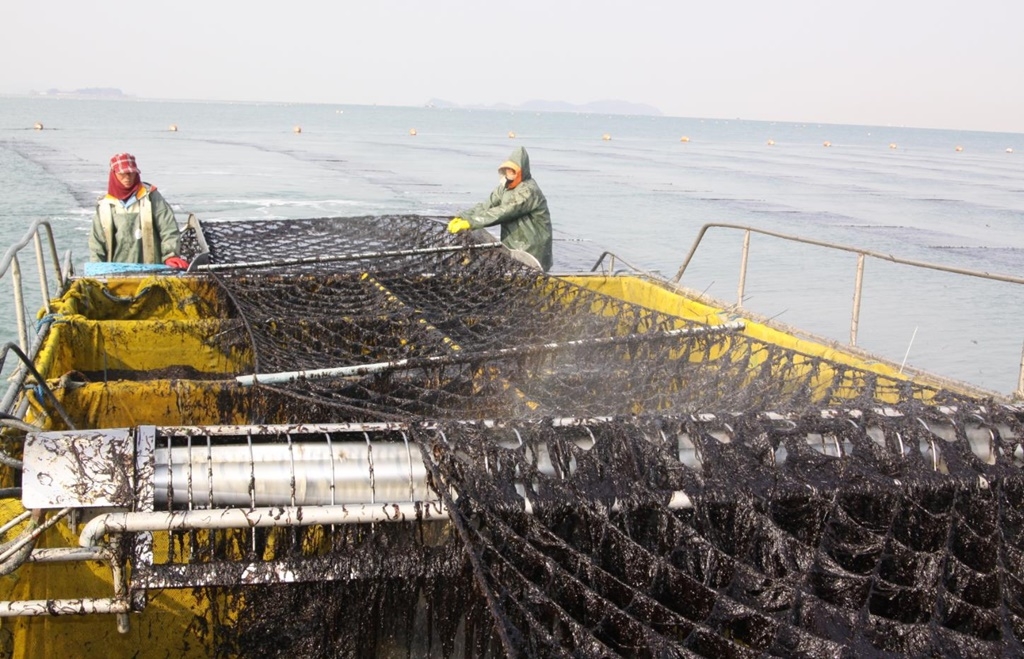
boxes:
[42,223,64,292]
[10,256,27,354]
[850,253,865,346]
[672,223,716,284]
[1016,342,1024,401]
[737,230,750,308]
[32,232,50,315]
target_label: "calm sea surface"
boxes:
[1,96,1022,395]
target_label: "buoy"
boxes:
[1007,148,1014,154]
[409,128,417,136]
[293,125,302,134]
[955,145,963,152]
[766,139,775,146]
[33,122,43,130]
[508,131,516,139]
[602,133,611,141]
[823,141,831,147]
[889,143,897,149]
[168,124,178,132]
[680,136,690,143]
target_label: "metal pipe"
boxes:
[1017,341,1024,401]
[0,510,31,538]
[0,508,70,565]
[588,251,652,276]
[32,232,50,315]
[0,598,130,617]
[159,417,623,436]
[81,489,696,548]
[28,547,111,563]
[0,318,55,416]
[0,417,40,434]
[197,243,501,272]
[60,249,73,288]
[0,341,76,431]
[737,229,750,307]
[674,222,1024,286]
[236,321,745,387]
[80,502,452,548]
[155,457,432,506]
[47,230,66,293]
[671,223,715,284]
[851,253,865,346]
[154,439,575,507]
[0,219,60,280]
[11,256,26,353]
[24,545,129,628]
[0,449,22,470]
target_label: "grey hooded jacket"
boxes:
[458,147,553,271]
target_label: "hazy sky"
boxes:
[4,1,1022,133]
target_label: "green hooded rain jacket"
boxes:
[458,147,553,271]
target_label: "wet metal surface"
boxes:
[22,429,134,508]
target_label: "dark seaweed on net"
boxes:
[172,215,1024,657]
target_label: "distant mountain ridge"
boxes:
[427,98,662,117]
[32,87,128,98]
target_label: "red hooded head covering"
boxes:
[107,153,142,201]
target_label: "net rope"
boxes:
[174,216,1024,657]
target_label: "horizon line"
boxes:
[2,91,1022,137]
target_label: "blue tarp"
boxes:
[83,262,172,277]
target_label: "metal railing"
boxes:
[592,222,1024,399]
[0,219,67,351]
[0,222,95,624]
[679,224,1024,398]
[0,219,71,416]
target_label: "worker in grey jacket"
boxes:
[449,146,553,271]
[88,153,187,268]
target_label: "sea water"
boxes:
[0,96,1022,395]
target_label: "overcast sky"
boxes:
[4,1,1021,133]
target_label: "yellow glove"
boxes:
[447,217,471,234]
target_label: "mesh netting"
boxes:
[173,216,1024,657]
[205,412,1024,658]
[183,216,955,423]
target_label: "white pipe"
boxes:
[1017,340,1024,400]
[159,417,621,436]
[198,242,500,272]
[11,256,27,353]
[236,322,745,386]
[0,508,70,565]
[0,510,31,538]
[81,489,695,549]
[0,598,130,617]
[28,547,111,563]
[900,326,918,373]
[80,502,451,548]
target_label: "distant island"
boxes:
[31,87,129,98]
[426,98,662,117]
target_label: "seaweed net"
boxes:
[175,216,1024,657]
[182,215,958,423]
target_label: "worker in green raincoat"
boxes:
[448,146,553,271]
